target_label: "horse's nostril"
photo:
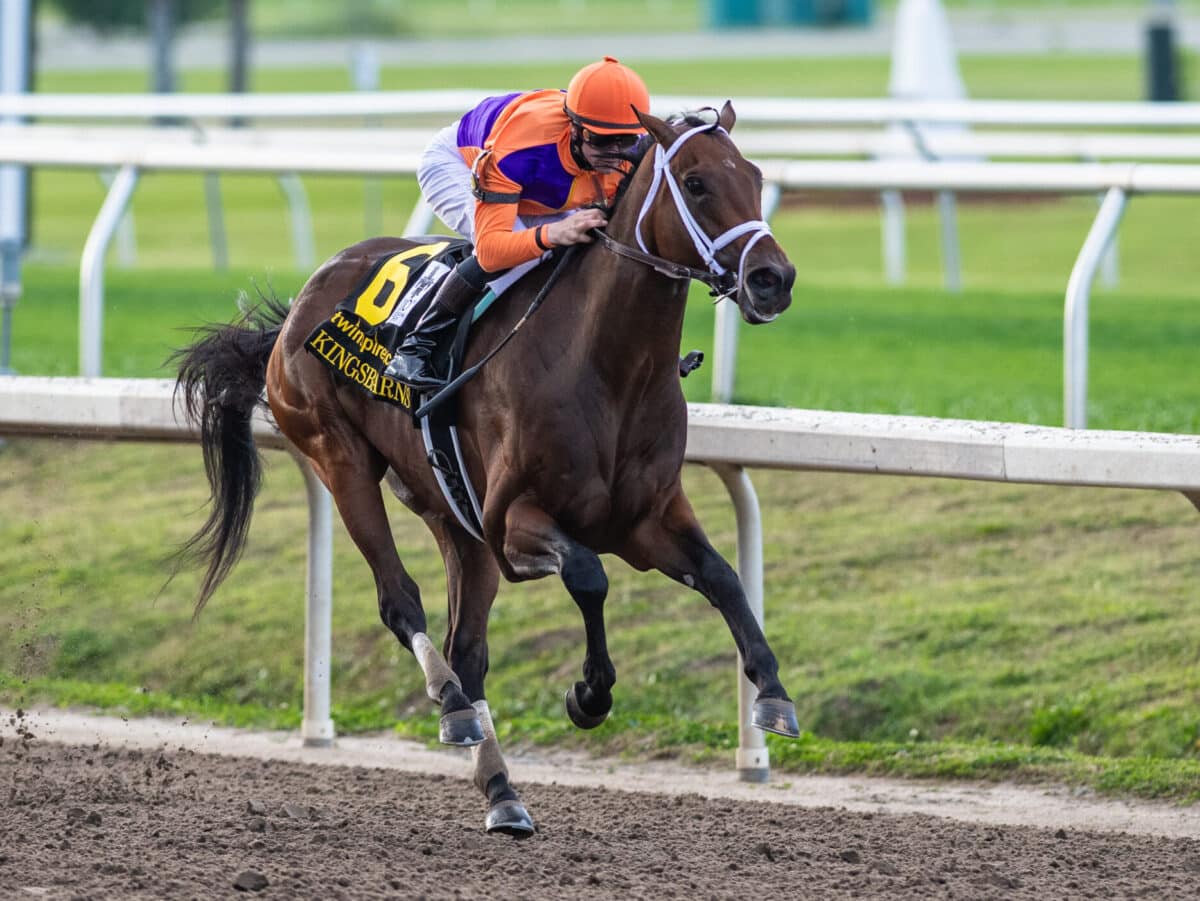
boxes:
[748,267,780,293]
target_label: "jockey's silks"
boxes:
[455,90,627,271]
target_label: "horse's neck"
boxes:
[569,204,690,383]
[582,162,690,328]
[492,163,689,397]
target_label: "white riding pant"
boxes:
[417,124,569,296]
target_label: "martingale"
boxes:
[303,240,471,413]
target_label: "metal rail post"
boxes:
[276,173,315,271]
[1064,186,1128,429]
[403,196,435,237]
[204,173,229,270]
[880,189,906,284]
[97,169,138,267]
[290,450,335,747]
[708,462,769,783]
[79,164,139,377]
[937,190,962,292]
[0,0,30,377]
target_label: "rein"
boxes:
[596,117,774,300]
[590,228,736,297]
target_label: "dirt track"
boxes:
[4,712,1199,899]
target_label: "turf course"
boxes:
[3,51,1200,799]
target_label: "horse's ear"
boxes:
[635,108,677,150]
[718,100,736,133]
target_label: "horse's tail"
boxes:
[170,291,291,615]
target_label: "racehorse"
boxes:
[174,102,798,836]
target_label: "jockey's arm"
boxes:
[471,158,608,272]
[472,199,547,272]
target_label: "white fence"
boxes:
[3,377,1198,780]
[6,92,1200,127]
[5,134,1200,428]
[9,89,1200,292]
[8,122,1200,162]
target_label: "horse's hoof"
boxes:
[439,708,485,747]
[752,697,800,738]
[485,800,535,837]
[564,682,608,730]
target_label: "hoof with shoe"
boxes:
[439,707,485,747]
[564,682,608,730]
[485,799,535,837]
[752,697,800,738]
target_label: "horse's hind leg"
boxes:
[622,489,800,738]
[319,460,483,746]
[430,521,534,836]
[503,501,616,728]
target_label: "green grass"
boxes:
[3,435,1199,799]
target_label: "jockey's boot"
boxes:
[384,267,478,391]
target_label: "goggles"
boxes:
[581,129,642,152]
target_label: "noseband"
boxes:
[594,118,775,300]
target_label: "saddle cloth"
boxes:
[303,238,491,541]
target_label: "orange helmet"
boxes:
[564,56,650,134]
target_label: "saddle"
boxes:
[303,238,492,540]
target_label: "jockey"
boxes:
[385,56,651,391]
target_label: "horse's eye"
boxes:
[684,176,705,197]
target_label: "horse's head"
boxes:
[631,102,795,324]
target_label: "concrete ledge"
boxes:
[0,376,286,448]
[684,402,1200,493]
[4,378,1199,494]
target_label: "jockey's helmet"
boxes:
[564,56,650,135]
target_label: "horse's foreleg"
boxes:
[503,501,616,728]
[325,466,482,746]
[622,490,800,738]
[431,523,533,836]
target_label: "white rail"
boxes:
[8,123,1200,162]
[6,92,1200,129]
[3,377,1198,781]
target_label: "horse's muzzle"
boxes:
[739,261,796,324]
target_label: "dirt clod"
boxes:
[233,870,269,892]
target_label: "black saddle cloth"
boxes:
[303,237,473,415]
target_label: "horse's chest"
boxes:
[513,406,685,530]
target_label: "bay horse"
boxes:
[174,102,798,835]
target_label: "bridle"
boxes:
[593,116,775,300]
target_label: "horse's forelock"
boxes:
[665,110,718,129]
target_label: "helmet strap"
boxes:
[568,123,593,171]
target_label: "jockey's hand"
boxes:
[545,208,608,246]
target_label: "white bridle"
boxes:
[633,120,775,298]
